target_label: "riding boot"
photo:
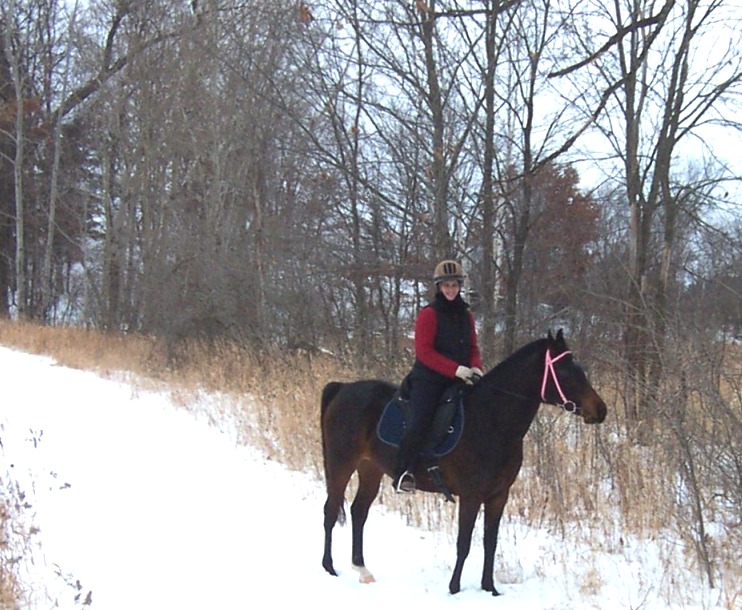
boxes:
[427,464,455,503]
[393,431,419,493]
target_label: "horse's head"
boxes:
[542,329,607,424]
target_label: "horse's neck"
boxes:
[472,346,545,436]
[486,388,540,437]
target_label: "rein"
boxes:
[541,350,579,414]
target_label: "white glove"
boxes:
[455,365,475,384]
[470,367,483,382]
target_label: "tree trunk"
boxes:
[3,5,26,319]
[479,0,501,362]
[419,1,452,256]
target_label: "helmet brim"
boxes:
[434,275,466,284]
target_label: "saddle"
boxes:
[376,376,465,458]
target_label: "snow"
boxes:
[0,346,734,609]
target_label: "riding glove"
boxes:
[455,365,476,384]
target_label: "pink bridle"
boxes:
[540,350,578,413]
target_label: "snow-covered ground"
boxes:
[1,346,735,609]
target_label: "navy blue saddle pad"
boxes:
[377,394,465,458]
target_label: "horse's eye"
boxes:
[560,366,575,380]
[560,361,585,382]
[569,358,585,374]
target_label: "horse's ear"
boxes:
[547,329,566,348]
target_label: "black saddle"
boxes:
[376,377,465,457]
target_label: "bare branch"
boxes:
[548,0,676,78]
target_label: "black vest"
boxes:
[413,293,472,379]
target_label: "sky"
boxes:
[0,346,735,610]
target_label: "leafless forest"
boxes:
[0,0,740,599]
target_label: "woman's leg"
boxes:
[393,377,446,489]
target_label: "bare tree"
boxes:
[570,0,742,424]
[1,0,27,319]
[41,0,80,320]
[486,0,593,355]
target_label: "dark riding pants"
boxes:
[394,372,453,478]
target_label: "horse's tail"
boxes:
[321,381,343,416]
[320,381,346,524]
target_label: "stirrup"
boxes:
[394,471,416,493]
[427,465,455,503]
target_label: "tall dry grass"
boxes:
[1,321,740,608]
[2,423,37,610]
[1,493,28,610]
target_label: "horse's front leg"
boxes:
[481,490,510,595]
[350,463,383,583]
[449,497,481,594]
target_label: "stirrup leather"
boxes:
[427,465,455,503]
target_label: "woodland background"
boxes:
[0,0,741,600]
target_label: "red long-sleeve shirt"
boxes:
[413,306,483,378]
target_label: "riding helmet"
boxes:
[433,260,466,284]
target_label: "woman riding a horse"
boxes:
[321,327,607,594]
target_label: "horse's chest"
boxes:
[487,440,524,482]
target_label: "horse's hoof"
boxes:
[353,565,376,583]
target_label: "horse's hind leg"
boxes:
[350,460,383,583]
[322,463,355,577]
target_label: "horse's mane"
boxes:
[483,337,548,380]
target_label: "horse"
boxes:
[320,329,607,595]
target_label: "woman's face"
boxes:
[439,280,461,301]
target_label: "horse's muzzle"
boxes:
[582,399,607,424]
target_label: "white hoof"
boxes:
[353,565,376,583]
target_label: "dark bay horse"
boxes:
[320,329,607,595]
